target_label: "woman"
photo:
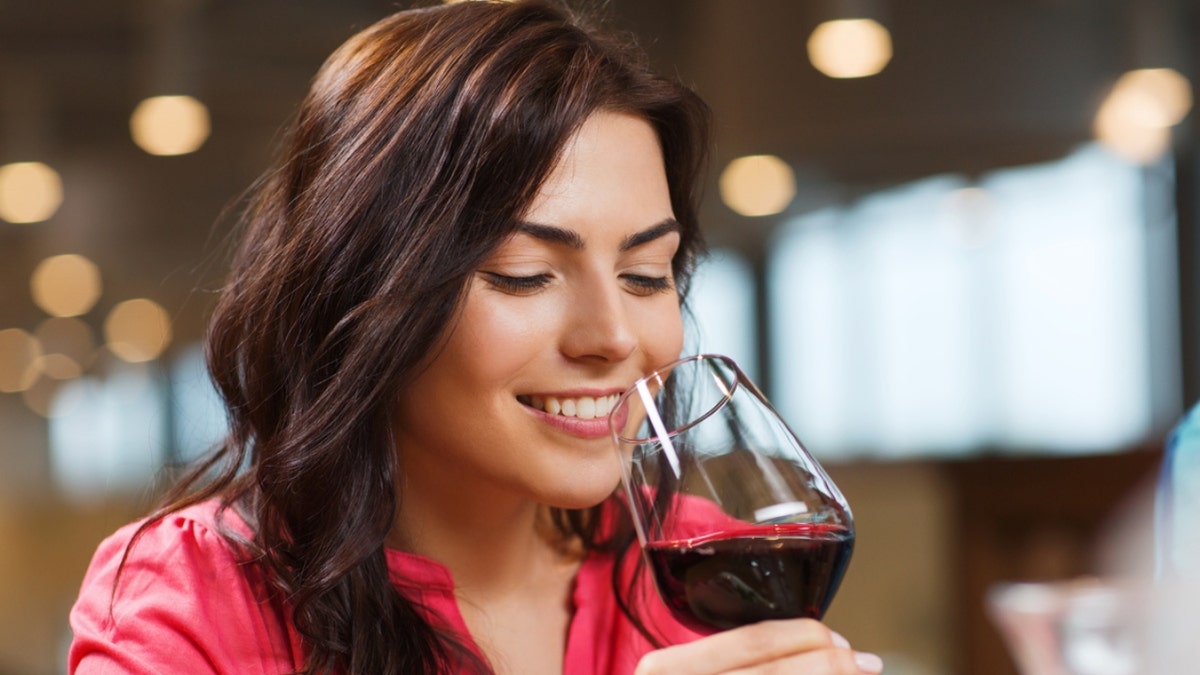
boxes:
[69,2,882,673]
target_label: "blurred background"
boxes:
[0,0,1196,673]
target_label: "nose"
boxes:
[560,278,638,363]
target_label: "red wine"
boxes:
[646,523,854,633]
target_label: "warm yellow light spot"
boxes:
[1114,68,1192,127]
[0,328,42,393]
[35,353,82,380]
[130,95,211,156]
[1094,100,1171,163]
[1094,68,1193,164]
[807,19,893,79]
[719,155,796,217]
[0,161,63,223]
[21,377,63,418]
[31,254,103,318]
[35,317,95,369]
[105,298,173,362]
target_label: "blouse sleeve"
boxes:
[68,506,304,674]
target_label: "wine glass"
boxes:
[609,353,854,634]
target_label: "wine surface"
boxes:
[645,522,854,633]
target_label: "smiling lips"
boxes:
[518,393,620,420]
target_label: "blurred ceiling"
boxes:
[0,0,1194,353]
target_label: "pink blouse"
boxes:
[68,500,709,674]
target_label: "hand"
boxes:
[635,619,883,674]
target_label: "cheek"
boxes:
[398,297,548,439]
[450,293,558,375]
[636,295,685,363]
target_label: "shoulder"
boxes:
[80,502,253,612]
[103,501,249,572]
[68,500,304,674]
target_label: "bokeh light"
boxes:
[130,95,211,156]
[34,353,82,380]
[719,154,796,217]
[807,19,893,79]
[104,298,173,362]
[34,317,96,371]
[21,376,64,417]
[0,161,63,223]
[30,254,102,318]
[1094,68,1193,164]
[0,328,42,393]
[1113,68,1192,127]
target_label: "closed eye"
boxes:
[622,274,674,295]
[481,272,552,294]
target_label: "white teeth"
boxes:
[525,393,619,419]
[577,397,596,419]
[596,396,613,416]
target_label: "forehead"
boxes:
[520,112,674,235]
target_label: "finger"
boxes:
[722,647,884,675]
[635,619,837,675]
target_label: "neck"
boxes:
[389,452,587,675]
[388,459,578,597]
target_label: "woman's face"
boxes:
[395,111,685,510]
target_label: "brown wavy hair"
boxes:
[139,1,709,672]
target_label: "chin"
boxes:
[542,471,622,510]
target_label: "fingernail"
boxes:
[855,651,884,673]
[830,631,850,648]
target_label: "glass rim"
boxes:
[610,352,745,444]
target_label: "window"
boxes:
[49,366,165,501]
[769,144,1178,458]
[688,248,759,380]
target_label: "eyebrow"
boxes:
[514,218,681,252]
[620,219,681,251]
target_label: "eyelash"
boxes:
[481,272,674,295]
[483,273,552,293]
[623,274,674,294]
